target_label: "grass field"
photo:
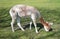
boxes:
[0,0,60,39]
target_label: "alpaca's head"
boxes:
[43,22,53,31]
[40,17,53,31]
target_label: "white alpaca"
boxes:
[9,4,52,33]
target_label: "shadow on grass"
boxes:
[15,23,44,32]
[24,23,43,31]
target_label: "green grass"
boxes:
[0,0,60,39]
[0,0,60,8]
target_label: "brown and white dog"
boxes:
[9,4,53,33]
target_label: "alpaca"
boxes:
[9,4,52,33]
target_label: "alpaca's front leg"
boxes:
[31,14,38,33]
[33,19,38,33]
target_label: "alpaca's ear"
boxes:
[49,22,53,26]
[46,21,53,26]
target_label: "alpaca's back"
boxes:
[9,4,41,18]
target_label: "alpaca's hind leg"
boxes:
[30,22,32,30]
[17,17,25,31]
[11,18,15,32]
